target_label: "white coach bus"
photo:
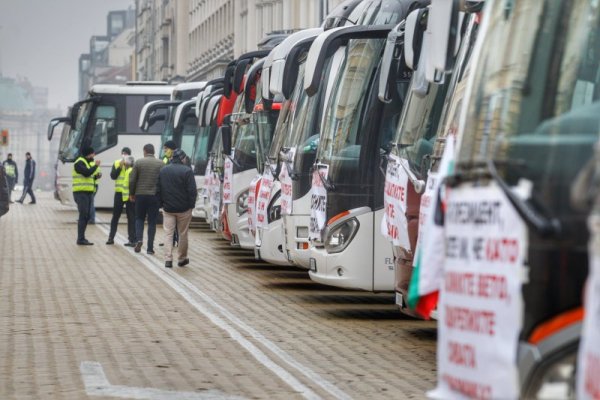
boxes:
[48,83,173,208]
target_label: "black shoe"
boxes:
[16,200,23,204]
[123,242,135,247]
[134,242,142,253]
[77,240,94,246]
[29,201,36,204]
[147,249,155,255]
[158,243,164,247]
[165,261,173,268]
[177,259,189,267]
[106,239,114,245]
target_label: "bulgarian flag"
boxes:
[407,136,456,318]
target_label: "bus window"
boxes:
[90,105,117,153]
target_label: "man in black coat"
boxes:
[0,164,9,217]
[157,149,197,268]
[16,152,36,204]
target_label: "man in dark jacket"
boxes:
[2,153,18,203]
[16,152,36,204]
[157,149,197,268]
[0,164,10,217]
[129,143,163,255]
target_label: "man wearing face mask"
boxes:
[107,147,134,245]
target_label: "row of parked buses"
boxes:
[49,0,600,398]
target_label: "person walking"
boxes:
[0,164,10,218]
[72,147,101,245]
[16,152,36,204]
[129,143,163,254]
[157,149,197,268]
[106,147,133,245]
[2,153,18,203]
[121,155,136,246]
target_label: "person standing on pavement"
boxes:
[129,143,163,254]
[106,147,133,245]
[121,155,136,246]
[72,147,101,245]
[0,164,10,218]
[157,149,197,268]
[16,152,36,204]
[88,154,102,224]
[162,140,176,164]
[2,153,18,203]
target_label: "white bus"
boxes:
[48,83,173,208]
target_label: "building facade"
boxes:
[135,0,190,82]
[78,9,136,99]
[188,0,346,81]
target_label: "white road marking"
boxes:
[96,221,351,400]
[81,361,244,399]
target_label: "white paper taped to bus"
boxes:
[247,175,261,234]
[428,183,526,400]
[256,168,274,228]
[381,154,410,248]
[222,157,234,204]
[578,214,600,400]
[309,165,329,241]
[279,163,293,215]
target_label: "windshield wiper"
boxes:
[315,164,335,191]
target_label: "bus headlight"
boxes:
[236,190,249,216]
[324,218,359,254]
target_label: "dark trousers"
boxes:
[73,191,93,242]
[125,201,136,243]
[19,181,36,203]
[135,194,160,250]
[109,192,125,240]
[6,177,15,201]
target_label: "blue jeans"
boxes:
[135,194,160,251]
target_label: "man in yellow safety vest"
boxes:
[2,153,18,203]
[107,147,135,245]
[163,140,176,164]
[72,146,101,245]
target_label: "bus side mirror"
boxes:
[143,113,166,132]
[222,125,233,156]
[48,117,70,141]
[429,0,463,73]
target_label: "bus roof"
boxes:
[89,84,175,96]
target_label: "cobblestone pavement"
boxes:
[0,193,437,400]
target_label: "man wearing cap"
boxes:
[107,147,135,245]
[73,147,101,245]
[162,140,177,164]
[157,149,197,268]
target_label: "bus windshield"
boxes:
[192,125,213,175]
[59,101,94,161]
[180,115,199,156]
[232,114,257,173]
[159,107,177,157]
[458,0,600,221]
[255,108,280,173]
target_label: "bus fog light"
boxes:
[324,218,359,254]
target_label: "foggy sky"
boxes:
[0,0,133,113]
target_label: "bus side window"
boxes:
[91,105,117,153]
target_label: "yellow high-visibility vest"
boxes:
[122,167,132,201]
[4,164,15,177]
[113,160,127,193]
[72,157,95,192]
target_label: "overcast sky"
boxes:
[0,0,133,112]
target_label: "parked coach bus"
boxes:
[47,82,173,208]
